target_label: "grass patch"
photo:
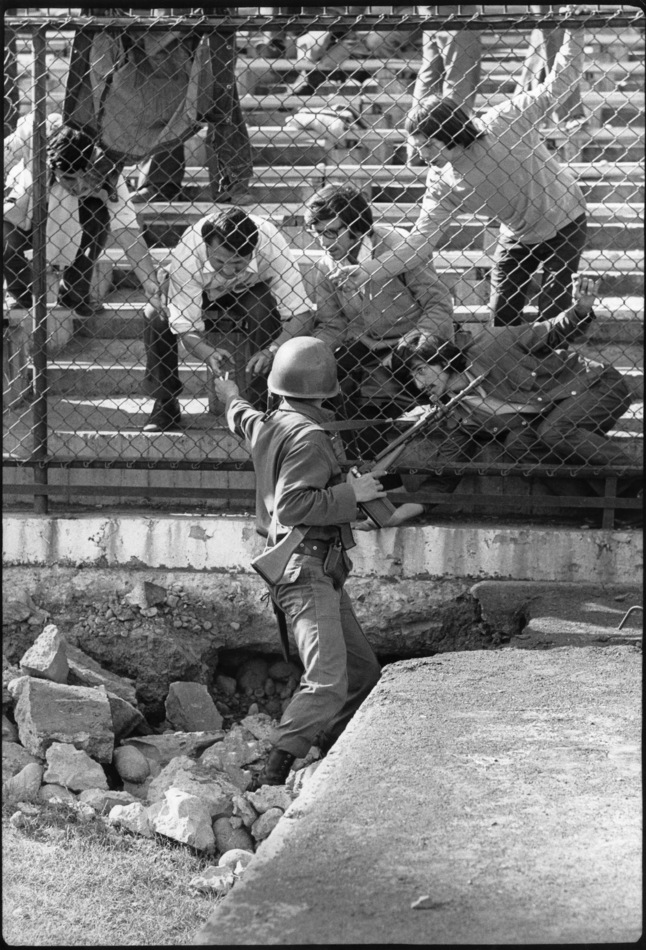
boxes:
[2,799,224,946]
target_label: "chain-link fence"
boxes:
[3,5,643,525]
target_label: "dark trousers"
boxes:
[3,196,110,307]
[489,214,587,327]
[137,30,252,200]
[503,369,633,467]
[143,280,281,408]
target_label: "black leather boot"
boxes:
[249,748,295,791]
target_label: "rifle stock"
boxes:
[251,526,307,585]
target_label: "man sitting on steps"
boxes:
[143,206,313,431]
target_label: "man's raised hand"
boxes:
[572,273,601,314]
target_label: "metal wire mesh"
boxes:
[3,6,643,520]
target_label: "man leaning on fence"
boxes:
[330,6,589,330]
[3,113,161,319]
[304,183,453,455]
[143,206,313,431]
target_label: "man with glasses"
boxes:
[4,116,160,318]
[302,182,453,456]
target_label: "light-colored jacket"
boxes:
[415,29,587,246]
[311,224,454,350]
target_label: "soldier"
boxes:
[211,337,385,788]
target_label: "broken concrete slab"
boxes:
[470,581,643,648]
[44,742,108,791]
[19,624,68,684]
[165,681,223,733]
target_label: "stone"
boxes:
[212,816,256,855]
[6,676,29,701]
[3,600,32,624]
[147,755,239,819]
[215,724,270,769]
[124,580,167,611]
[232,793,259,830]
[108,801,153,838]
[38,783,78,805]
[19,624,69,684]
[2,715,19,742]
[2,664,22,705]
[121,778,153,802]
[236,658,270,695]
[215,674,237,697]
[165,682,223,733]
[218,848,254,873]
[197,745,253,791]
[44,742,108,791]
[148,788,215,852]
[66,645,138,706]
[239,713,277,744]
[2,740,42,785]
[290,760,322,797]
[267,660,301,682]
[79,788,138,814]
[246,785,293,815]
[251,807,283,842]
[13,677,115,762]
[3,762,44,801]
[121,731,224,768]
[189,865,235,895]
[105,691,150,740]
[113,745,150,784]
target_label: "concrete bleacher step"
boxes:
[137,200,644,252]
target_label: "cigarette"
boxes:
[224,371,229,380]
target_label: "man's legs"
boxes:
[489,236,541,327]
[271,555,380,760]
[142,300,183,431]
[58,196,110,316]
[535,214,587,323]
[134,142,186,202]
[3,222,33,308]
[534,370,634,466]
[203,30,252,201]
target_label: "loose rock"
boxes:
[148,788,215,852]
[38,783,78,805]
[218,848,254,873]
[2,741,42,785]
[189,865,235,895]
[113,745,150,784]
[213,816,256,854]
[108,801,153,838]
[165,682,223,733]
[3,762,43,802]
[79,788,138,814]
[13,677,114,762]
[19,624,68,684]
[251,807,283,842]
[44,742,108,791]
[246,785,293,815]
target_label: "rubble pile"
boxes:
[2,618,322,899]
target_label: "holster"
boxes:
[323,540,352,589]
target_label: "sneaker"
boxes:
[143,398,182,432]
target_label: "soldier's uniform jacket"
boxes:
[227,396,357,548]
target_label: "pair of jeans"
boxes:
[489,213,588,327]
[143,280,281,405]
[3,196,110,308]
[269,552,381,759]
[137,29,252,199]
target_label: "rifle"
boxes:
[350,373,488,528]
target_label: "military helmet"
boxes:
[267,337,340,399]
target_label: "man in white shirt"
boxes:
[143,206,312,430]
[4,115,160,317]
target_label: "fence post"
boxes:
[31,25,49,513]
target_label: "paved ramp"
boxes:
[194,644,641,945]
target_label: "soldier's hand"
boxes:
[572,273,600,314]
[246,348,275,376]
[210,377,240,404]
[350,470,388,503]
[329,263,365,295]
